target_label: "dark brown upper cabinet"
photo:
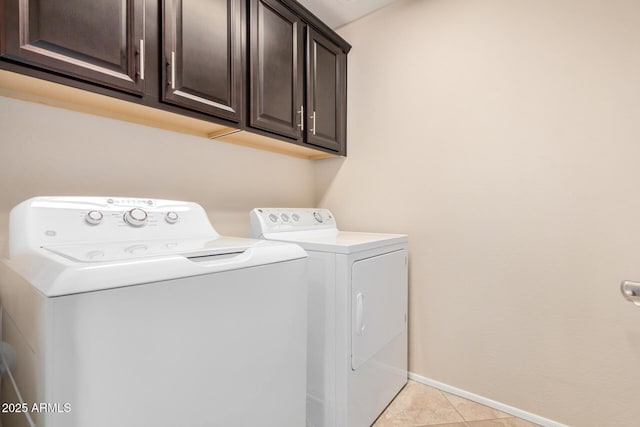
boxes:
[0,0,146,95]
[0,0,350,157]
[306,28,346,153]
[162,0,243,123]
[249,0,305,141]
[249,0,348,154]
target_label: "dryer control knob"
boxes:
[124,208,148,227]
[313,211,324,223]
[268,213,279,223]
[85,210,103,225]
[165,211,179,224]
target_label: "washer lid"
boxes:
[42,236,253,263]
[7,237,307,297]
[263,229,407,254]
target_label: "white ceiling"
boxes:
[297,0,400,29]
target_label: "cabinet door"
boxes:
[1,0,145,94]
[249,0,304,141]
[162,0,243,122]
[306,28,346,153]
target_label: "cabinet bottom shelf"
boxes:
[0,69,336,160]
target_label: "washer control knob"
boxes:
[268,213,279,223]
[165,211,179,224]
[281,213,290,222]
[313,211,324,223]
[292,213,300,222]
[85,210,104,225]
[124,208,148,227]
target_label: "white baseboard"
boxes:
[408,372,568,427]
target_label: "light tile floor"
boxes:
[373,380,541,427]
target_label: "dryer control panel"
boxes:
[250,208,336,236]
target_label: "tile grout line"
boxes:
[439,388,469,425]
[441,387,515,425]
[419,422,471,427]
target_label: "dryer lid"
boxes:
[251,208,407,254]
[264,230,407,254]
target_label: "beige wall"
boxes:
[0,96,315,255]
[4,1,640,425]
[315,0,640,425]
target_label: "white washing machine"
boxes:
[250,208,408,427]
[0,197,308,427]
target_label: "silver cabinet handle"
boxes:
[621,280,640,306]
[309,111,316,135]
[139,39,145,80]
[140,0,146,80]
[297,105,304,131]
[170,51,176,89]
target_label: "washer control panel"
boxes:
[9,197,218,256]
[250,208,336,236]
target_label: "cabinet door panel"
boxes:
[306,28,346,153]
[249,0,303,141]
[1,0,145,94]
[162,0,242,122]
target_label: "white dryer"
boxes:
[250,208,408,427]
[1,197,308,427]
